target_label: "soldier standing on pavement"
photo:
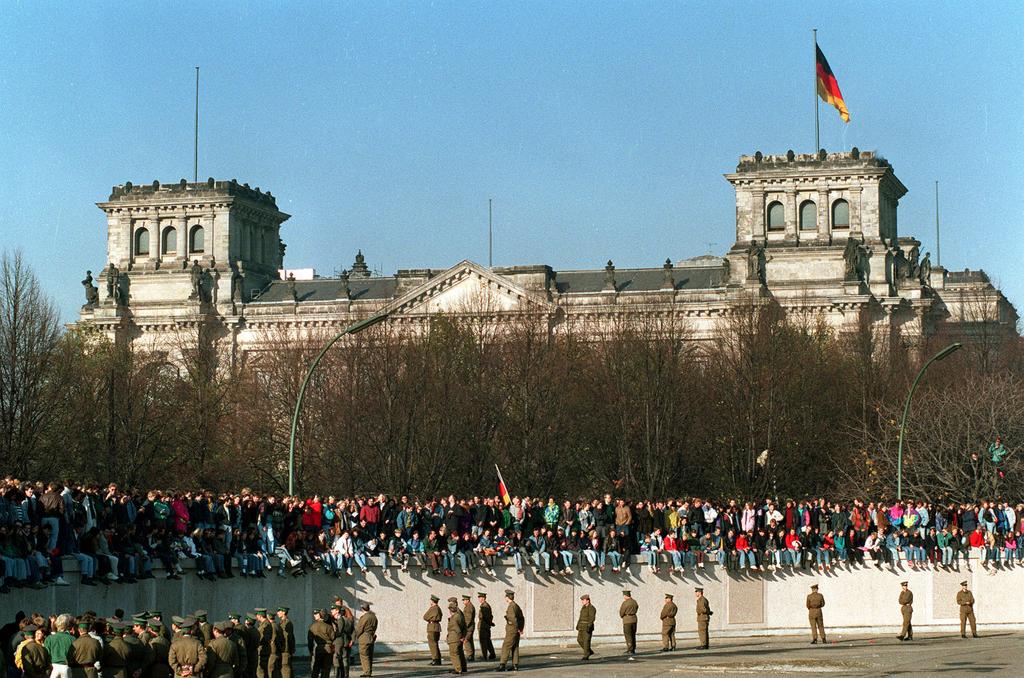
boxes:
[306,609,335,678]
[275,608,294,678]
[619,590,638,656]
[70,620,102,678]
[477,593,495,662]
[18,626,51,678]
[461,595,476,663]
[659,594,677,652]
[353,603,377,678]
[194,613,212,648]
[102,621,131,678]
[496,590,524,672]
[957,581,979,638]
[330,604,355,678]
[897,582,914,642]
[446,598,468,675]
[806,584,826,644]
[240,615,259,678]
[694,588,712,650]
[145,621,171,678]
[168,619,206,678]
[423,596,443,666]
[206,623,239,678]
[254,609,272,678]
[576,594,596,660]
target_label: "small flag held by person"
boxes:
[496,465,511,506]
[816,43,850,123]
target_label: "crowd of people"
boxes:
[1,478,1023,590]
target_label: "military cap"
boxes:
[228,612,241,620]
[461,594,471,600]
[447,597,458,604]
[430,595,439,603]
[277,606,289,613]
[900,581,908,586]
[254,608,268,615]
[148,610,162,617]
[194,610,208,619]
[622,589,632,596]
[213,622,229,632]
[580,594,590,600]
[148,620,162,630]
[504,590,515,599]
[664,593,674,599]
[245,613,256,622]
[180,618,196,629]
[331,603,343,610]
[810,584,819,590]
[960,580,968,586]
[171,616,185,626]
[113,621,128,632]
[131,615,147,625]
[77,620,91,629]
[360,603,371,611]
[22,625,37,636]
[477,592,487,598]
[694,587,704,593]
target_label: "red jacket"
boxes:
[968,530,985,548]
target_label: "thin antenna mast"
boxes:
[194,66,200,182]
[488,198,493,268]
[935,180,941,267]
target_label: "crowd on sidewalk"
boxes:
[1,478,1022,591]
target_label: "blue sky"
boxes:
[1,2,1021,321]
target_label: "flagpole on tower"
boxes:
[194,66,200,183]
[813,29,819,153]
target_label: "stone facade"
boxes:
[75,152,1019,355]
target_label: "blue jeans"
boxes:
[533,551,551,570]
[816,549,831,567]
[667,551,682,569]
[644,551,658,567]
[42,517,60,552]
[739,551,755,568]
[560,551,575,567]
[511,552,523,570]
[354,553,368,570]
[607,552,622,569]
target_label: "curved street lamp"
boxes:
[287,310,390,495]
[896,342,962,500]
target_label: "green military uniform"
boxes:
[101,631,130,678]
[124,621,152,678]
[619,591,639,654]
[307,613,335,678]
[255,614,272,678]
[268,619,283,678]
[461,597,476,662]
[225,621,248,678]
[477,594,495,661]
[19,633,52,678]
[331,608,355,678]
[353,606,377,677]
[576,595,596,660]
[194,615,212,649]
[168,627,207,678]
[422,599,443,665]
[206,629,239,678]
[957,583,978,638]
[806,586,826,643]
[70,628,103,678]
[898,584,914,641]
[695,589,712,649]
[660,595,678,651]
[146,626,172,678]
[276,611,294,678]
[240,619,259,678]
[445,602,467,675]
[498,592,524,670]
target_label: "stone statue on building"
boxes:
[746,240,767,286]
[603,260,616,291]
[907,245,920,281]
[662,258,675,290]
[189,259,203,300]
[209,263,220,304]
[81,270,99,307]
[843,238,859,281]
[339,269,351,300]
[918,252,932,286]
[721,257,731,284]
[105,263,119,300]
[279,239,287,266]
[287,272,298,302]
[230,261,244,305]
[115,272,129,306]
[351,250,370,278]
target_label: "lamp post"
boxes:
[896,342,962,500]
[287,311,390,495]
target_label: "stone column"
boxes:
[817,189,829,242]
[850,186,863,236]
[784,187,798,243]
[751,188,766,242]
[175,216,188,268]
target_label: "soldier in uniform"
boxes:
[194,613,212,648]
[18,626,52,678]
[806,584,826,644]
[145,621,172,678]
[102,622,130,678]
[660,593,677,652]
[268,611,283,678]
[275,608,295,678]
[168,619,207,678]
[957,581,979,638]
[576,594,596,660]
[306,609,335,678]
[422,596,443,666]
[241,615,259,678]
[695,587,712,650]
[329,604,354,678]
[476,593,495,662]
[619,590,639,656]
[461,595,476,662]
[496,590,524,672]
[253,610,272,678]
[897,582,914,641]
[124,616,152,677]
[353,603,377,678]
[445,598,467,675]
[206,623,239,678]
[70,620,103,678]
[225,615,248,678]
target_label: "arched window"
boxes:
[134,228,150,256]
[766,201,785,231]
[162,227,177,255]
[799,200,817,231]
[189,225,205,253]
[832,199,850,230]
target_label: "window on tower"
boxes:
[190,225,205,253]
[832,199,850,230]
[135,228,150,256]
[799,200,817,231]
[766,201,785,231]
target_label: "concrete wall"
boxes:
[4,561,1021,653]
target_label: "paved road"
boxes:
[337,632,1020,677]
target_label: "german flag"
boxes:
[816,44,850,123]
[495,464,511,506]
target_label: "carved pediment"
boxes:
[387,260,552,316]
